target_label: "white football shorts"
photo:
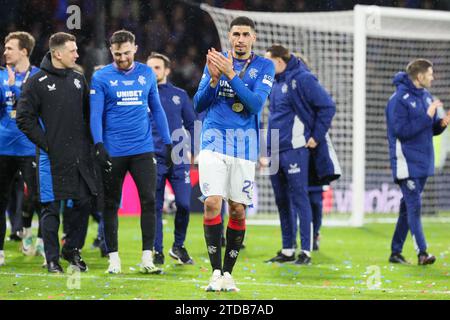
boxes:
[198,150,256,206]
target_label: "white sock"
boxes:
[142,250,153,261]
[23,227,33,238]
[281,249,295,256]
[302,250,311,257]
[109,251,120,261]
[0,250,4,256]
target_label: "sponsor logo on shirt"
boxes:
[172,95,181,105]
[116,90,144,106]
[288,163,301,174]
[47,84,56,92]
[410,101,416,108]
[110,80,118,87]
[218,80,235,98]
[262,74,273,87]
[122,80,135,86]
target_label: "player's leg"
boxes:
[40,200,63,273]
[266,165,295,262]
[0,156,19,266]
[198,150,228,291]
[400,178,435,265]
[7,174,24,241]
[389,198,410,264]
[128,152,161,274]
[103,155,128,273]
[309,189,323,251]
[284,148,313,265]
[20,157,40,256]
[168,164,193,264]
[222,156,256,292]
[61,176,92,272]
[153,162,168,265]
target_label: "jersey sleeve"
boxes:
[148,72,172,145]
[89,73,106,144]
[297,72,336,143]
[228,60,275,115]
[193,65,216,113]
[16,78,48,151]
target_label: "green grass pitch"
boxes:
[0,214,449,300]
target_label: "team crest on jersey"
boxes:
[122,80,135,86]
[74,78,81,89]
[172,95,181,105]
[248,68,258,79]
[138,76,146,86]
[288,163,301,174]
[281,83,288,94]
[184,171,190,184]
[47,84,56,92]
[110,80,118,87]
[291,79,297,90]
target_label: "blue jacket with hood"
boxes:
[386,71,446,182]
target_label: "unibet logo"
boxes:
[116,90,143,98]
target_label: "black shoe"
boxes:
[91,238,101,249]
[389,253,409,264]
[240,243,246,250]
[169,245,194,264]
[154,251,165,265]
[295,252,312,265]
[47,261,64,273]
[313,235,320,251]
[62,248,88,272]
[418,252,436,265]
[8,232,22,242]
[265,250,295,263]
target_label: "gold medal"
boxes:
[10,110,17,119]
[232,102,244,113]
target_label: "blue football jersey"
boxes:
[193,53,275,161]
[0,66,39,156]
[90,62,171,157]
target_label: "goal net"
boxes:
[200,4,450,226]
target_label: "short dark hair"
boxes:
[49,32,76,51]
[266,44,290,64]
[5,31,36,57]
[110,30,135,46]
[406,59,433,79]
[230,16,255,31]
[147,52,171,69]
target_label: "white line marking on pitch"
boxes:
[0,272,448,295]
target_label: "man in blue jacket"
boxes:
[264,45,338,265]
[147,52,196,265]
[386,59,450,265]
[90,30,172,275]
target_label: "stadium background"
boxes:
[1,0,450,218]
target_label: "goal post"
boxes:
[200,4,450,226]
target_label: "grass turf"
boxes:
[0,214,449,300]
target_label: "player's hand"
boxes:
[165,144,173,169]
[206,49,222,87]
[427,100,442,118]
[441,110,450,127]
[305,137,318,149]
[6,65,15,86]
[208,49,235,80]
[95,143,112,173]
